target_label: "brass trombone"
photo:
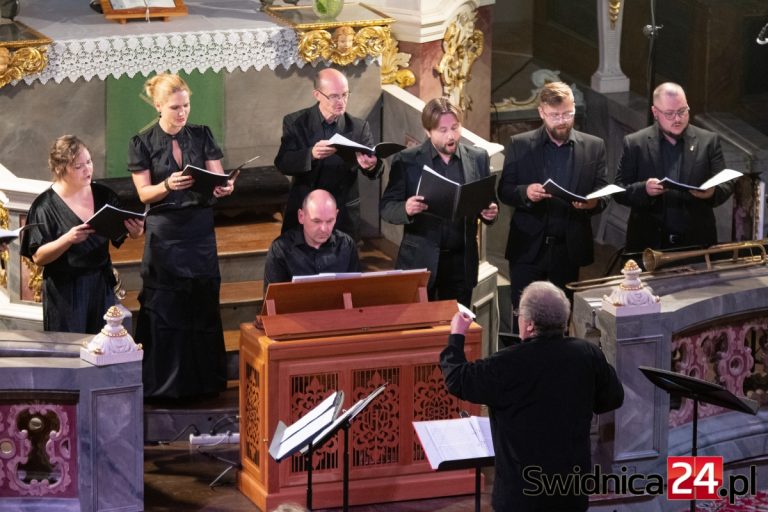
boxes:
[566,240,768,291]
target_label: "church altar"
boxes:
[13,0,302,85]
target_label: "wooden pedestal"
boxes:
[237,319,483,510]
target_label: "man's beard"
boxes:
[436,140,457,156]
[547,124,573,143]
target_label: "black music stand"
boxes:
[638,366,759,512]
[413,416,495,512]
[268,391,344,511]
[433,456,493,512]
[301,384,388,512]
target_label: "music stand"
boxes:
[413,416,495,512]
[432,456,493,512]
[268,391,344,510]
[300,384,388,512]
[638,366,759,512]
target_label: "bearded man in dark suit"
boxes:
[380,97,498,308]
[498,81,608,327]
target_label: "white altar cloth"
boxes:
[14,0,304,84]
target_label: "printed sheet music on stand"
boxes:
[298,384,387,512]
[413,415,495,512]
[269,391,345,510]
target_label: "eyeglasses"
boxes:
[316,90,350,102]
[541,111,575,122]
[655,106,690,120]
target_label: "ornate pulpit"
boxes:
[238,271,483,510]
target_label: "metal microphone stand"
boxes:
[643,0,663,125]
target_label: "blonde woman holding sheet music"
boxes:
[20,135,144,334]
[128,73,233,400]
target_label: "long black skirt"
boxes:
[136,207,226,399]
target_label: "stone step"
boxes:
[111,219,281,290]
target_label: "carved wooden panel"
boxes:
[289,373,339,475]
[238,321,483,510]
[244,362,262,468]
[351,368,399,468]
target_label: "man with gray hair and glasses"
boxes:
[275,68,382,240]
[615,82,733,255]
[440,281,624,511]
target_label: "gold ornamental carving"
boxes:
[298,25,392,66]
[0,20,51,89]
[0,202,8,288]
[0,45,48,88]
[265,3,397,67]
[22,255,42,303]
[608,0,622,29]
[380,35,415,88]
[435,9,484,112]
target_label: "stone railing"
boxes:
[572,263,768,481]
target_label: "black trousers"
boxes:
[430,248,473,308]
[508,239,579,333]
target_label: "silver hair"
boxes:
[518,281,571,334]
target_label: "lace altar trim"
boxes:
[22,28,304,85]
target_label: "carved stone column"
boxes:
[591,0,630,93]
[0,164,46,329]
[365,0,494,139]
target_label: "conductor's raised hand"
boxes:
[312,140,337,160]
[526,183,551,202]
[450,311,473,335]
[645,178,665,197]
[65,224,95,245]
[405,195,428,216]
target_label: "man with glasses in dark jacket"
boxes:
[614,82,733,255]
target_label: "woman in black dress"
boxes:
[21,135,144,333]
[128,73,235,400]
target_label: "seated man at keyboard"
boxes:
[263,188,360,293]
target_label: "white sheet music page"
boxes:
[413,417,493,470]
[281,391,338,442]
[277,406,337,460]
